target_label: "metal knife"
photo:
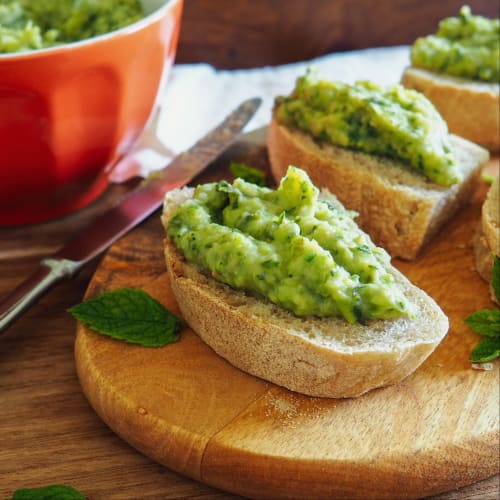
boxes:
[0,97,262,334]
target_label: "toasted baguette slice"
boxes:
[161,187,449,399]
[268,116,489,260]
[402,67,499,152]
[482,176,500,258]
[474,177,499,301]
[474,228,494,284]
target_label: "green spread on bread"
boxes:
[275,70,462,187]
[410,6,499,84]
[167,166,414,323]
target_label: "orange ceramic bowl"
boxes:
[0,0,183,225]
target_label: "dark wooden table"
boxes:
[176,0,497,69]
[1,1,499,498]
[2,155,499,500]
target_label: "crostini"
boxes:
[268,72,490,260]
[474,176,499,303]
[161,167,449,398]
[402,6,499,151]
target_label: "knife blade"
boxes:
[0,97,261,334]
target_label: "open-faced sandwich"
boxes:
[268,70,490,260]
[474,176,499,303]
[161,166,449,398]
[402,6,499,152]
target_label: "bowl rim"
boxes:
[0,0,180,60]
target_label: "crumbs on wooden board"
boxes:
[263,392,331,427]
[472,362,495,371]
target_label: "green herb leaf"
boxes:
[464,255,500,363]
[229,161,267,186]
[470,336,500,363]
[481,173,495,185]
[464,308,500,337]
[69,288,182,347]
[12,484,85,500]
[491,255,500,303]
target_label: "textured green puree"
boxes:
[168,167,414,324]
[276,71,461,187]
[0,0,144,53]
[411,6,499,83]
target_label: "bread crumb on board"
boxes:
[472,362,495,371]
[262,392,331,428]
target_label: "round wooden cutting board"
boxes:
[74,137,499,500]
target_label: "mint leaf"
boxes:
[69,288,182,347]
[464,309,500,337]
[12,484,85,499]
[491,255,500,303]
[470,336,500,363]
[464,256,500,363]
[481,173,495,185]
[229,161,267,186]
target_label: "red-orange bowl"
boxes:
[0,0,183,225]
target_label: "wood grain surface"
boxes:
[1,148,498,498]
[73,135,499,500]
[176,0,498,69]
[1,2,499,497]
[0,4,500,500]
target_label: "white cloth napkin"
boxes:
[110,45,411,181]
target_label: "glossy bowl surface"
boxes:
[0,0,183,225]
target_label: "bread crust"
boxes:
[474,226,494,283]
[162,188,449,399]
[474,177,499,302]
[267,116,489,260]
[482,176,499,257]
[402,66,499,152]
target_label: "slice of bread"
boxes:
[402,67,499,152]
[267,116,490,260]
[161,187,449,399]
[474,177,499,300]
[474,228,494,283]
[482,176,500,259]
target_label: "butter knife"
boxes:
[0,97,261,334]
